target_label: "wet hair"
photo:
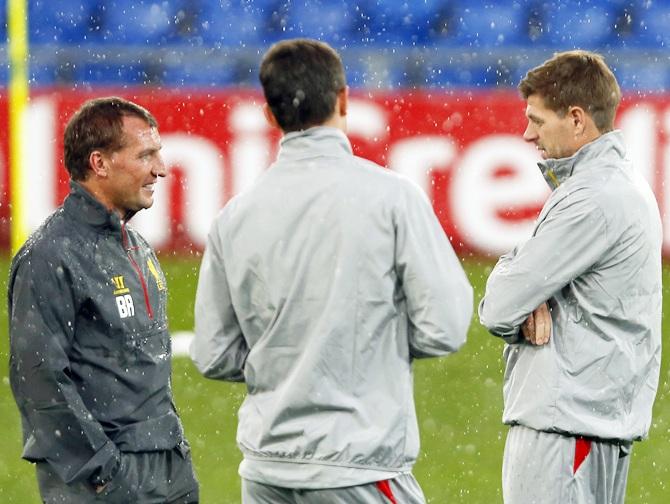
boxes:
[518,50,621,132]
[63,96,157,181]
[259,38,346,132]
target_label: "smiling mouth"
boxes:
[142,183,156,193]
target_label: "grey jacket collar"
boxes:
[65,180,125,232]
[538,130,626,190]
[278,126,353,161]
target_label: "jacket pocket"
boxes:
[97,453,139,503]
[124,327,170,364]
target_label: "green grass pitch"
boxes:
[1,255,668,503]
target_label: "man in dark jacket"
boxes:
[8,97,199,503]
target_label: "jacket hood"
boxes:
[538,130,627,190]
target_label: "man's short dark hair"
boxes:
[518,50,621,133]
[259,38,346,132]
[63,96,158,181]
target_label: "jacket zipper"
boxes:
[121,221,154,320]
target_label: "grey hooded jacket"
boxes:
[479,131,662,441]
[8,182,184,488]
[191,127,473,488]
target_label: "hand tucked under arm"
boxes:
[521,302,552,346]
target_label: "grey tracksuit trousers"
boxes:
[503,425,631,504]
[242,473,426,504]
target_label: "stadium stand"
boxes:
[0,2,5,41]
[277,1,355,46]
[28,0,98,44]
[1,0,667,91]
[448,2,527,48]
[542,2,618,48]
[635,1,670,48]
[100,0,175,45]
[196,1,270,46]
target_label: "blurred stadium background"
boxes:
[2,0,670,90]
[1,0,669,90]
[1,1,669,503]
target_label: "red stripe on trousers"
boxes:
[376,480,398,504]
[573,437,592,474]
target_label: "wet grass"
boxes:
[1,255,668,503]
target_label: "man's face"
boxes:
[523,94,579,160]
[104,115,166,217]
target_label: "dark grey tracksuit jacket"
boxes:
[8,182,184,487]
[479,131,662,442]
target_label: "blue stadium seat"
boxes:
[540,2,617,47]
[278,1,355,46]
[450,2,527,48]
[635,2,670,48]
[0,1,6,42]
[29,0,98,44]
[357,0,445,46]
[194,1,271,47]
[100,0,176,45]
[605,0,637,47]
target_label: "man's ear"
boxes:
[263,103,280,130]
[89,151,108,178]
[568,106,587,136]
[337,86,348,117]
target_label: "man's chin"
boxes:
[139,195,155,209]
[127,200,154,215]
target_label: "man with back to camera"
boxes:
[190,38,473,503]
[479,50,662,504]
[8,97,199,503]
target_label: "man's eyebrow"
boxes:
[527,113,543,123]
[139,146,161,155]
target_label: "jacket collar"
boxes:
[538,130,626,190]
[63,180,125,232]
[277,126,353,161]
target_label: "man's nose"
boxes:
[523,123,537,142]
[153,156,167,177]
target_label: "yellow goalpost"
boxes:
[7,0,29,256]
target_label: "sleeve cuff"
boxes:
[89,447,121,487]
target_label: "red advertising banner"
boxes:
[0,89,667,256]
